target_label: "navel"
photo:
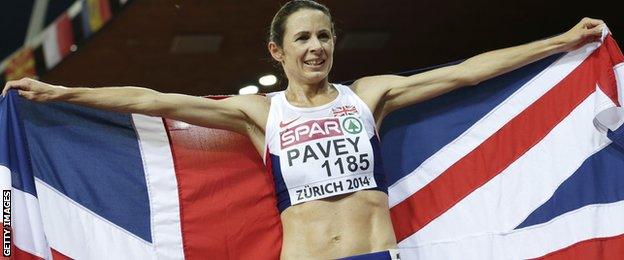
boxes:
[331,235,341,244]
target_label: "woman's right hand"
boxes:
[2,77,67,102]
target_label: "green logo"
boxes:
[342,117,362,134]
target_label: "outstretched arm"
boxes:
[352,17,607,123]
[1,78,265,134]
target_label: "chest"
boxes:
[267,108,379,206]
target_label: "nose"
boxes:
[309,37,323,54]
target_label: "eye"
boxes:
[296,35,309,41]
[319,33,330,40]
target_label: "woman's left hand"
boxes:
[557,17,607,51]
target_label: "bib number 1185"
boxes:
[321,153,370,177]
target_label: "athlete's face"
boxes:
[269,9,335,85]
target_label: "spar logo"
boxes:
[280,118,344,149]
[342,117,362,134]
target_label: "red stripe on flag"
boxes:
[55,14,74,58]
[536,233,624,259]
[605,35,624,65]
[390,44,619,242]
[50,248,71,260]
[165,116,281,259]
[9,245,43,260]
[597,35,624,106]
[98,0,112,23]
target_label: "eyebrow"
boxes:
[293,31,310,38]
[293,29,331,38]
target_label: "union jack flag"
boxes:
[332,105,358,117]
[384,33,624,259]
[1,33,623,259]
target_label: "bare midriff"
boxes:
[279,190,397,259]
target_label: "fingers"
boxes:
[581,17,605,29]
[1,80,14,97]
[583,25,604,37]
[568,17,607,47]
[2,82,15,97]
[17,90,33,100]
[2,78,32,97]
[581,21,606,43]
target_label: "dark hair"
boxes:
[269,0,335,48]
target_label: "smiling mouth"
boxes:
[304,59,325,67]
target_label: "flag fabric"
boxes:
[0,94,281,259]
[80,0,112,38]
[4,48,37,82]
[0,33,623,259]
[385,33,624,259]
[0,91,51,259]
[42,13,75,69]
[70,10,87,46]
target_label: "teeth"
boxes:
[305,60,323,65]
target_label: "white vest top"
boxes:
[264,84,387,213]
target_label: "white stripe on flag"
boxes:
[595,64,624,132]
[42,25,61,69]
[397,200,624,260]
[616,63,624,105]
[399,90,615,249]
[388,41,602,208]
[10,184,51,259]
[132,114,184,259]
[35,179,154,259]
[0,165,11,191]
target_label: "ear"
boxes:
[333,36,337,45]
[268,42,284,63]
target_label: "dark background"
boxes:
[1,0,622,95]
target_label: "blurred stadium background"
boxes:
[1,0,621,95]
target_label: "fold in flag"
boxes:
[1,33,623,259]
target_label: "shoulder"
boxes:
[350,75,406,95]
[226,93,270,113]
[226,94,272,131]
[347,75,407,106]
[344,75,407,124]
[220,94,270,108]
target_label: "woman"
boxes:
[1,0,607,259]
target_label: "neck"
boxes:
[285,79,334,102]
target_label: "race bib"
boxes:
[278,116,377,205]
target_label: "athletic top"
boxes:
[264,83,387,213]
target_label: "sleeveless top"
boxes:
[264,84,387,213]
